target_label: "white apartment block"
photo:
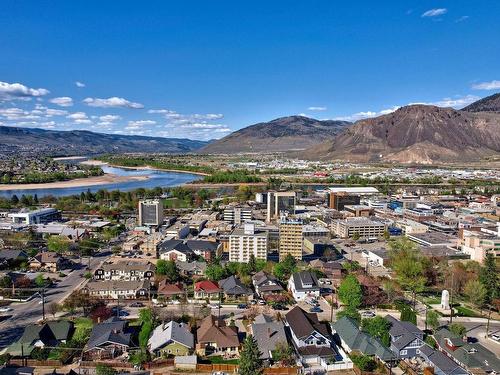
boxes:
[229,223,268,263]
[223,206,252,224]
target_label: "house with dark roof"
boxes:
[252,271,284,298]
[0,250,28,268]
[2,321,74,357]
[194,280,221,300]
[288,271,320,301]
[418,344,468,375]
[332,317,396,363]
[157,281,185,300]
[28,252,64,272]
[386,315,424,359]
[250,315,288,362]
[218,275,253,301]
[285,306,342,368]
[82,317,132,360]
[434,327,500,374]
[148,321,194,357]
[82,280,150,299]
[196,315,240,356]
[176,260,207,277]
[159,239,221,262]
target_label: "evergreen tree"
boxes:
[248,254,257,273]
[10,194,19,205]
[33,194,39,204]
[239,335,263,375]
[480,252,499,304]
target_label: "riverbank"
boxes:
[0,174,149,191]
[82,159,211,176]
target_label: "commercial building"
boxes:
[138,200,163,226]
[228,223,268,262]
[279,216,303,261]
[461,230,500,263]
[333,218,386,239]
[343,205,374,217]
[266,191,297,222]
[407,232,457,248]
[223,206,252,224]
[327,192,360,210]
[8,208,61,225]
[394,219,428,235]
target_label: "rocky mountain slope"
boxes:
[0,126,208,156]
[200,115,351,154]
[463,93,500,113]
[304,102,500,164]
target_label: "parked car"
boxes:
[208,303,220,309]
[257,299,266,305]
[310,306,323,313]
[130,302,144,308]
[237,303,248,309]
[272,303,287,311]
[0,307,13,313]
[490,333,500,342]
[361,310,376,318]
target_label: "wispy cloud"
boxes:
[308,106,327,111]
[125,120,157,130]
[49,96,73,107]
[66,111,91,124]
[0,81,49,100]
[421,8,447,17]
[83,96,144,109]
[75,81,86,88]
[455,16,469,23]
[472,80,500,90]
[334,106,399,122]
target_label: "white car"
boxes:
[0,307,13,313]
[208,303,220,309]
[490,333,500,342]
[361,311,376,318]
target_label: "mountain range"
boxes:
[0,126,208,156]
[199,116,351,154]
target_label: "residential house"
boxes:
[285,306,342,369]
[3,321,74,357]
[418,345,468,375]
[83,317,132,360]
[176,260,207,277]
[159,240,194,262]
[218,275,253,301]
[194,280,221,300]
[252,271,284,298]
[0,250,28,268]
[332,317,396,363]
[386,315,424,359]
[157,281,185,300]
[94,260,155,281]
[309,260,343,284]
[288,271,320,301]
[434,327,500,374]
[82,280,150,299]
[28,252,64,272]
[148,321,194,356]
[250,315,288,361]
[185,240,220,262]
[196,315,240,356]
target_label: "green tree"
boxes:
[426,310,440,332]
[464,279,487,313]
[10,195,19,205]
[205,263,226,281]
[338,275,362,309]
[47,235,71,254]
[449,323,467,337]
[337,306,361,324]
[361,316,391,346]
[273,254,297,281]
[389,238,426,307]
[34,274,46,288]
[156,260,180,281]
[248,254,257,273]
[351,232,361,241]
[479,252,499,304]
[96,364,117,375]
[239,334,263,375]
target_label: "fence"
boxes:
[194,364,299,374]
[8,359,63,367]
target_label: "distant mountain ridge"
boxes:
[303,96,500,163]
[200,115,351,153]
[0,126,208,156]
[463,93,500,113]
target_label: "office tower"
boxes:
[279,216,303,261]
[266,191,297,222]
[138,200,164,226]
[327,192,361,210]
[229,223,268,263]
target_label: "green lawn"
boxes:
[207,356,239,365]
[455,305,481,318]
[164,198,191,208]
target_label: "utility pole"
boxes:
[485,305,492,339]
[42,287,46,321]
[449,272,454,324]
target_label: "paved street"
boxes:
[0,252,110,349]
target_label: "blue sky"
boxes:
[0,0,499,140]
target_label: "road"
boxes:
[0,252,111,349]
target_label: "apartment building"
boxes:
[279,216,303,261]
[94,260,155,281]
[333,218,386,239]
[223,206,252,224]
[138,200,164,226]
[229,223,268,262]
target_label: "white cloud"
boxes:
[0,81,49,100]
[49,96,73,107]
[308,106,327,111]
[148,109,171,114]
[472,80,500,90]
[410,95,480,108]
[422,8,447,17]
[83,96,144,109]
[99,114,121,122]
[75,81,86,88]
[67,111,91,124]
[455,16,469,23]
[334,106,400,121]
[45,108,68,116]
[125,120,157,130]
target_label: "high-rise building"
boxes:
[266,191,297,222]
[223,206,252,224]
[326,192,360,210]
[138,200,163,226]
[279,216,303,261]
[229,223,268,263]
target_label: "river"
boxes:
[0,165,201,198]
